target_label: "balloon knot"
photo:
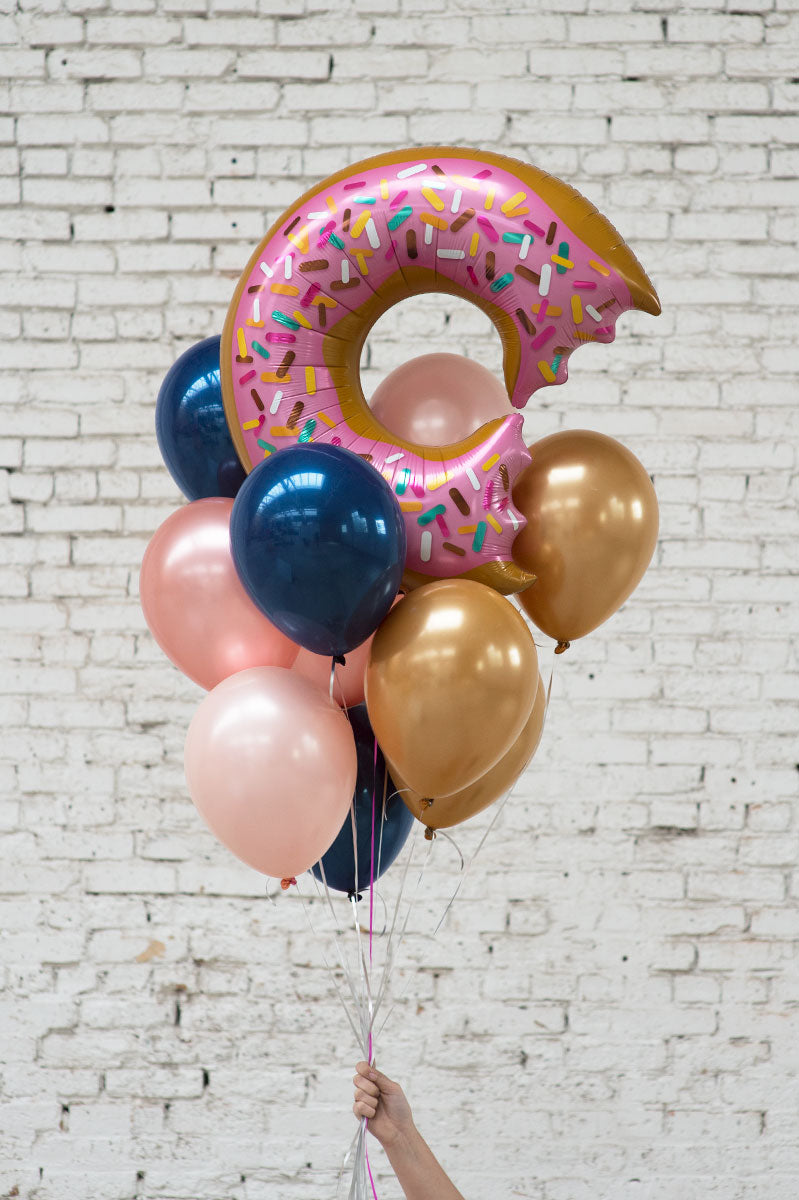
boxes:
[333,654,346,666]
[280,877,297,890]
[347,890,363,902]
[424,827,436,841]
[555,640,571,655]
[420,798,434,811]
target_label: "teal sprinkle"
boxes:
[418,505,446,527]
[489,273,514,293]
[256,439,276,454]
[395,467,411,496]
[298,419,316,443]
[329,233,345,250]
[551,354,562,375]
[354,196,376,204]
[251,340,270,359]
[472,521,487,553]
[556,240,570,275]
[272,310,300,331]
[502,232,525,244]
[388,206,413,231]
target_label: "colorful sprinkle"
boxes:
[482,454,499,472]
[365,218,380,249]
[451,208,475,233]
[291,310,312,329]
[301,282,321,307]
[477,215,499,242]
[390,189,408,209]
[546,222,557,246]
[472,522,487,552]
[435,513,450,537]
[298,419,316,443]
[287,401,304,428]
[551,354,563,375]
[421,187,445,211]
[502,232,525,244]
[270,391,283,414]
[443,542,466,556]
[449,488,470,515]
[396,468,412,496]
[242,418,260,431]
[484,187,495,210]
[421,212,448,229]
[586,304,602,322]
[385,452,405,464]
[538,360,556,382]
[519,234,532,260]
[399,500,423,512]
[467,266,478,286]
[469,231,479,256]
[450,188,462,213]
[236,327,247,357]
[424,223,434,245]
[524,220,545,237]
[353,196,376,205]
[380,178,389,200]
[531,325,555,350]
[270,283,299,296]
[438,248,466,260]
[397,163,427,178]
[485,512,502,534]
[272,310,300,331]
[259,261,274,279]
[589,259,610,277]
[538,263,552,297]
[465,467,480,491]
[239,370,256,384]
[299,259,329,272]
[305,366,317,395]
[251,340,270,359]
[515,264,540,286]
[571,295,583,323]
[266,331,296,343]
[573,280,597,290]
[257,439,275,455]
[490,273,513,293]
[418,504,446,526]
[420,530,433,562]
[501,191,529,216]
[388,206,413,230]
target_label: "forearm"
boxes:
[381,1124,466,1200]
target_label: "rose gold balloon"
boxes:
[365,579,538,798]
[394,673,547,830]
[140,498,298,690]
[512,430,659,647]
[184,667,357,879]
[369,353,512,447]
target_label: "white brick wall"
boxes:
[1,2,798,1198]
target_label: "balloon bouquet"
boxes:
[140,147,660,1195]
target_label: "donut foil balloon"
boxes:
[221,147,660,595]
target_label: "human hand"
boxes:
[352,1061,415,1149]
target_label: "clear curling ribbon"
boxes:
[220,148,660,596]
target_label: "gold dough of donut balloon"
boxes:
[220,147,659,597]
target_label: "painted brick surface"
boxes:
[1,3,798,1199]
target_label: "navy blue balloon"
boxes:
[155,336,247,500]
[312,705,414,895]
[230,443,406,657]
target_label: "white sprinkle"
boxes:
[519,235,532,261]
[437,248,465,260]
[450,189,462,214]
[385,451,404,463]
[259,261,274,278]
[307,210,329,220]
[252,296,260,322]
[270,390,283,415]
[538,263,551,297]
[506,508,520,531]
[585,303,602,322]
[425,180,446,190]
[420,530,433,562]
[424,223,434,245]
[466,467,480,491]
[341,258,350,284]
[365,217,380,249]
[397,163,427,178]
[284,255,293,280]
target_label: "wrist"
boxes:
[379,1119,421,1157]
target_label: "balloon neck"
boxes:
[333,654,347,667]
[555,640,570,655]
[347,889,363,902]
[424,827,435,841]
[280,877,297,890]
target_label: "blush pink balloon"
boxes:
[184,667,357,879]
[292,596,402,707]
[140,498,298,690]
[369,353,513,447]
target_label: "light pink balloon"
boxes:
[292,596,402,707]
[184,667,357,879]
[369,353,513,447]
[140,498,298,690]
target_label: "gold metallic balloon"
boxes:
[365,580,538,799]
[512,430,658,647]
[394,673,546,830]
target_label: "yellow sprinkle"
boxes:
[589,259,610,277]
[242,419,260,431]
[551,254,574,270]
[575,332,596,342]
[421,186,445,211]
[484,187,495,211]
[351,210,372,238]
[427,473,450,491]
[325,195,337,214]
[292,310,312,329]
[312,294,337,309]
[288,226,309,254]
[245,319,265,327]
[571,295,583,324]
[317,411,335,427]
[481,454,499,472]
[458,524,478,534]
[538,360,556,383]
[501,191,528,216]
[270,425,297,438]
[262,372,291,384]
[380,178,389,200]
[305,366,316,396]
[236,328,247,357]
[485,512,502,534]
[420,212,447,229]
[262,446,273,457]
[532,303,562,316]
[353,248,373,275]
[270,283,300,296]
[469,231,479,257]
[400,501,423,512]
